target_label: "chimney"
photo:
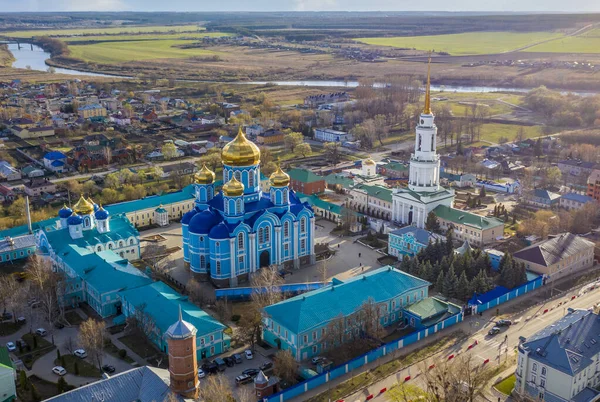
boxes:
[25,196,32,234]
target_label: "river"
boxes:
[6,43,597,95]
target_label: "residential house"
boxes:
[402,297,461,330]
[513,233,595,279]
[256,129,284,145]
[262,266,431,361]
[515,308,600,402]
[43,151,67,173]
[109,113,131,126]
[523,189,561,208]
[287,168,326,195]
[161,162,197,178]
[586,169,600,202]
[10,126,54,139]
[433,205,504,246]
[476,179,521,194]
[23,178,57,197]
[77,103,107,119]
[245,124,264,137]
[314,128,353,143]
[118,281,229,360]
[0,235,36,264]
[200,115,222,125]
[558,159,597,177]
[388,226,445,258]
[440,171,475,188]
[559,193,596,211]
[21,165,44,179]
[0,185,15,203]
[217,102,240,116]
[349,184,393,220]
[0,347,16,402]
[141,109,158,122]
[0,162,21,182]
[379,161,410,179]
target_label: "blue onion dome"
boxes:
[67,212,83,225]
[95,205,109,220]
[189,209,221,235]
[209,222,230,240]
[181,208,199,225]
[58,204,73,219]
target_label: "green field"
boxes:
[1,24,204,38]
[525,29,600,53]
[62,32,230,43]
[355,31,564,55]
[69,40,222,64]
[475,123,542,144]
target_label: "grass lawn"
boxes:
[355,32,563,55]
[69,40,223,64]
[525,29,600,53]
[0,320,25,336]
[104,340,136,365]
[2,25,205,38]
[62,32,231,43]
[54,354,102,378]
[21,375,75,402]
[118,333,159,359]
[474,123,542,145]
[494,373,516,395]
[18,334,56,370]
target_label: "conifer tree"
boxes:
[425,211,441,233]
[435,271,445,293]
[442,264,458,298]
[457,271,471,301]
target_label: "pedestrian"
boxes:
[338,244,340,248]
[359,252,361,258]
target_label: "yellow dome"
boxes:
[195,163,216,185]
[222,176,245,197]
[221,127,260,167]
[364,158,375,166]
[270,165,290,187]
[73,195,94,214]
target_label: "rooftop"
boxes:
[433,205,504,230]
[390,226,445,246]
[105,184,195,215]
[353,183,393,203]
[287,168,324,184]
[513,233,594,267]
[560,192,595,204]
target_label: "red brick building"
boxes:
[287,168,325,195]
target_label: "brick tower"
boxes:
[166,305,198,398]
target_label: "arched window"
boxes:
[216,261,221,275]
[235,171,241,181]
[223,169,228,182]
[249,170,254,187]
[108,243,113,250]
[238,233,244,250]
[129,239,135,246]
[541,367,546,376]
[96,246,102,252]
[118,240,124,248]
[283,189,288,203]
[259,228,264,243]
[236,199,242,214]
[300,217,306,233]
[265,226,270,242]
[532,363,537,372]
[200,255,206,268]
[284,221,290,237]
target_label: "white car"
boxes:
[52,366,67,376]
[311,356,324,365]
[35,328,47,337]
[74,349,87,359]
[244,349,253,360]
[198,369,206,379]
[5,342,15,352]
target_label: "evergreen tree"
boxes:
[466,194,472,206]
[19,370,28,390]
[442,264,458,298]
[477,198,482,207]
[516,262,528,287]
[479,186,486,197]
[504,210,509,222]
[534,138,542,158]
[425,212,441,233]
[456,271,471,301]
[435,271,445,293]
[57,377,67,394]
[445,228,454,255]
[399,256,411,273]
[419,262,431,283]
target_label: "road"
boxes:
[344,282,600,402]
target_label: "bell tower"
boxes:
[166,306,198,399]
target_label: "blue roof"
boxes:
[105,185,195,216]
[181,208,198,225]
[78,103,104,110]
[189,209,221,235]
[560,192,594,204]
[44,151,66,161]
[67,214,83,225]
[59,206,73,219]
[572,387,600,402]
[209,222,230,239]
[520,309,600,376]
[533,188,561,201]
[51,160,65,167]
[390,226,445,247]
[118,281,225,337]
[264,266,430,334]
[95,208,109,220]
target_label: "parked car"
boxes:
[2,312,13,321]
[198,369,206,379]
[16,317,26,324]
[311,356,324,365]
[233,353,243,364]
[74,349,88,359]
[488,326,501,336]
[6,342,15,352]
[35,328,47,337]
[244,349,253,360]
[223,356,235,367]
[235,374,253,385]
[496,319,512,327]
[102,365,115,373]
[242,368,259,378]
[213,358,226,372]
[201,362,218,374]
[259,361,273,371]
[16,339,26,349]
[52,366,67,376]
[54,322,65,329]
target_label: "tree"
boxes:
[274,349,297,386]
[442,265,458,298]
[323,142,341,165]
[161,142,178,160]
[197,374,235,401]
[27,256,65,329]
[425,212,441,233]
[125,303,158,343]
[435,271,445,293]
[100,188,119,204]
[199,152,222,173]
[544,166,562,188]
[296,142,312,158]
[78,318,106,371]
[456,271,471,301]
[479,186,486,198]
[284,131,304,153]
[7,197,26,224]
[56,377,67,394]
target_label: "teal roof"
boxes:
[155,207,167,213]
[264,266,430,334]
[287,168,324,184]
[382,161,408,172]
[404,297,450,319]
[297,193,342,215]
[433,205,504,230]
[119,281,225,337]
[353,184,392,202]
[0,217,58,239]
[60,245,152,294]
[324,173,354,189]
[105,184,195,215]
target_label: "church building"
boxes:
[392,61,455,228]
[182,128,316,287]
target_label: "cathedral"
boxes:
[182,128,316,287]
[392,61,455,228]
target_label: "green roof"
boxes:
[354,184,393,202]
[105,184,195,215]
[263,266,430,334]
[287,168,324,184]
[404,297,450,319]
[0,347,14,370]
[0,217,57,239]
[119,281,225,337]
[297,193,342,215]
[324,173,354,189]
[433,205,504,230]
[382,161,409,172]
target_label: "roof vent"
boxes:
[363,275,367,280]
[331,286,335,291]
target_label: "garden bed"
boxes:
[118,333,160,359]
[0,320,25,336]
[64,310,84,326]
[494,374,516,395]
[54,354,102,378]
[104,339,136,365]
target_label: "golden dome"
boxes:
[221,127,260,167]
[222,176,245,197]
[270,165,290,187]
[73,195,94,214]
[364,158,375,166]
[195,163,216,185]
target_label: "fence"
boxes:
[467,275,544,314]
[264,312,463,402]
[215,282,331,301]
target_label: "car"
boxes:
[213,358,226,372]
[259,361,273,371]
[235,374,253,385]
[6,342,15,352]
[16,339,26,349]
[244,349,253,360]
[52,366,67,376]
[201,362,218,374]
[35,328,47,337]
[488,326,501,336]
[198,369,206,379]
[496,319,512,327]
[74,349,87,359]
[16,317,26,324]
[242,368,259,378]
[233,353,243,364]
[2,312,13,321]
[223,356,235,367]
[102,365,116,373]
[54,322,65,330]
[311,356,324,365]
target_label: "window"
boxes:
[259,228,264,243]
[238,233,244,249]
[532,374,536,384]
[200,255,206,268]
[249,171,254,187]
[235,171,241,181]
[301,239,306,250]
[284,243,289,253]
[321,328,326,337]
[284,221,290,237]
[108,244,113,250]
[283,189,288,203]
[541,367,546,376]
[238,256,244,267]
[540,378,546,388]
[312,345,317,354]
[236,198,242,213]
[216,261,221,275]
[129,239,135,245]
[265,226,270,242]
[532,363,537,373]
[300,218,306,233]
[303,335,308,344]
[313,331,317,340]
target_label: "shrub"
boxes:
[30,384,40,402]
[56,349,61,360]
[231,314,241,322]
[57,377,67,393]
[33,336,38,349]
[74,362,79,376]
[60,356,65,367]
[19,370,28,390]
[118,349,127,359]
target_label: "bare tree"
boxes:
[125,303,158,343]
[196,374,234,402]
[236,386,255,402]
[356,297,385,345]
[26,255,66,329]
[317,260,328,283]
[322,314,347,358]
[64,336,75,355]
[78,319,106,371]
[274,349,298,386]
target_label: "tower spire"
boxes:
[423,53,432,115]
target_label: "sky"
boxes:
[3,0,600,13]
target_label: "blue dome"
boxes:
[95,208,109,220]
[181,208,199,225]
[189,210,221,234]
[58,205,73,219]
[67,214,83,225]
[209,222,230,240]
